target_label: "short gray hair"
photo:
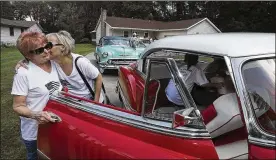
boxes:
[46,30,75,55]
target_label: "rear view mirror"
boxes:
[172,108,199,129]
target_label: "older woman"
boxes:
[12,32,62,160]
[16,30,105,103]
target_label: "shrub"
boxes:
[80,38,90,43]
[1,42,15,48]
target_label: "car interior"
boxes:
[142,52,251,159]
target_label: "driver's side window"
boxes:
[144,61,186,121]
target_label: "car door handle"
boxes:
[48,112,62,122]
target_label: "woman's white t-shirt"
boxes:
[53,53,104,102]
[11,61,62,141]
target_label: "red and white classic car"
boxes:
[38,33,275,159]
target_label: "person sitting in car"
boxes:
[210,61,234,95]
[165,54,223,106]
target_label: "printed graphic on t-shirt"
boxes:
[59,79,78,91]
[45,81,60,95]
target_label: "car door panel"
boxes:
[131,70,145,113]
[118,66,144,112]
[118,65,159,114]
[38,98,218,159]
[249,144,275,159]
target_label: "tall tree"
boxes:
[6,1,276,39]
[1,1,15,20]
[214,1,276,32]
[55,2,85,41]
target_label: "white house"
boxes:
[92,10,221,44]
[1,18,44,46]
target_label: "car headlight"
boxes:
[102,52,109,58]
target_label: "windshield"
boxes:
[142,40,150,44]
[132,39,146,48]
[103,39,130,46]
[242,58,275,133]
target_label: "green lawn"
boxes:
[0,44,95,159]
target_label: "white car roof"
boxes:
[142,33,275,58]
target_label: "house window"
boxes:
[123,31,129,37]
[21,28,24,33]
[9,27,14,36]
[144,32,149,38]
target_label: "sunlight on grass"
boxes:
[0,44,95,159]
[74,44,95,56]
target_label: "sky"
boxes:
[25,16,32,21]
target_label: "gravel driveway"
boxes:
[85,53,123,107]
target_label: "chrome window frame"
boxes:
[141,57,205,128]
[50,91,211,139]
[231,54,276,148]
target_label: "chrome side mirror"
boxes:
[172,108,199,129]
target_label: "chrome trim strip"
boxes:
[142,48,227,59]
[107,58,139,60]
[50,91,211,139]
[249,136,276,148]
[141,59,152,117]
[99,63,137,69]
[37,149,50,160]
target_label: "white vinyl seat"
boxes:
[206,93,243,138]
[215,139,248,159]
[204,93,249,159]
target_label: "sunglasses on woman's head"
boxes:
[29,42,53,55]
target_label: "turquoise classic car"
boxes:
[95,36,146,73]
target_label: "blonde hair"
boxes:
[46,30,75,55]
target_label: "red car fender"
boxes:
[249,144,275,159]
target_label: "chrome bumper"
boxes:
[99,59,138,70]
